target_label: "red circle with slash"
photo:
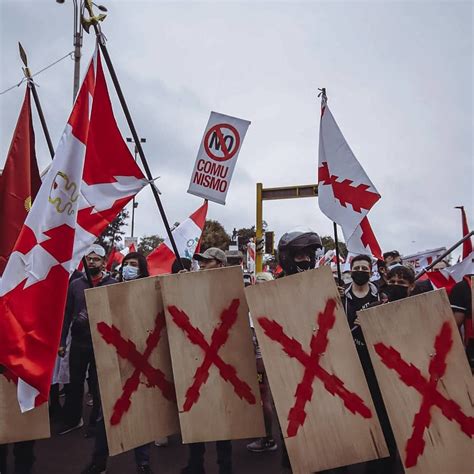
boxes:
[204,123,240,162]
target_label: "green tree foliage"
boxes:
[138,234,164,256]
[96,209,129,251]
[200,220,231,251]
[321,235,347,257]
[235,226,255,251]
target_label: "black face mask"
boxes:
[88,266,102,277]
[296,261,312,272]
[386,284,409,301]
[351,271,371,286]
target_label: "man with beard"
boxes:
[58,244,116,436]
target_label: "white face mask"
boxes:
[122,265,139,281]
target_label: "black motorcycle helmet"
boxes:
[278,227,322,275]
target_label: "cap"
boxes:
[86,244,106,258]
[194,247,227,265]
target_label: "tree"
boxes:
[321,235,347,257]
[138,234,164,256]
[96,209,129,251]
[235,226,255,252]
[200,220,231,251]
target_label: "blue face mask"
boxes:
[122,265,139,281]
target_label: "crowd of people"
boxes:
[1,228,472,474]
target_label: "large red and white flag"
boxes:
[342,216,382,260]
[318,96,381,240]
[0,50,147,411]
[147,200,208,275]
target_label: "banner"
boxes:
[188,112,250,205]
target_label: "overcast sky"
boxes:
[1,0,472,258]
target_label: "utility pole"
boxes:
[126,137,146,238]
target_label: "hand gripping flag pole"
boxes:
[19,43,95,287]
[82,0,184,270]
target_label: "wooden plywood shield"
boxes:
[160,266,265,443]
[0,374,50,443]
[359,290,474,474]
[85,277,179,456]
[245,266,388,474]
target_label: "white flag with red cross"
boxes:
[147,200,208,275]
[342,216,383,260]
[0,49,147,411]
[318,97,381,240]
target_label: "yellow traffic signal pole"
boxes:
[256,183,318,273]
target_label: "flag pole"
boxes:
[82,2,184,270]
[19,43,95,287]
[333,222,343,285]
[415,231,474,280]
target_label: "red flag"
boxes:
[148,200,208,275]
[0,87,41,275]
[455,206,472,260]
[0,50,146,411]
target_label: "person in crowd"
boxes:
[383,264,416,301]
[274,228,322,468]
[383,250,402,269]
[180,247,232,474]
[82,251,154,474]
[58,245,115,436]
[449,274,473,370]
[343,255,399,473]
[373,259,388,293]
[246,271,278,454]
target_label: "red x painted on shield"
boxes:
[374,321,474,468]
[167,298,256,412]
[257,298,372,438]
[97,312,176,425]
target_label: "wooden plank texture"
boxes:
[160,266,265,443]
[245,266,388,473]
[0,375,50,443]
[85,277,179,456]
[359,290,474,474]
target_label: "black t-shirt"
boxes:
[344,284,379,348]
[449,279,472,316]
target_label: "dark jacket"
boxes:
[60,273,116,348]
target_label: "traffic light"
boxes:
[265,231,274,255]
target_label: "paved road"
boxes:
[5,403,403,474]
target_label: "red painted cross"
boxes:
[97,312,175,425]
[258,298,372,438]
[318,161,380,213]
[374,321,474,468]
[167,298,256,412]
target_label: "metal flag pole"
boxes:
[19,42,94,287]
[415,231,474,280]
[82,1,184,269]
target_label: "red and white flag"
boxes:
[318,96,381,240]
[147,200,208,275]
[455,206,472,260]
[402,247,447,272]
[0,50,147,411]
[427,251,474,293]
[106,242,136,270]
[342,216,382,260]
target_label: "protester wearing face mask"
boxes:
[342,255,400,473]
[383,265,416,302]
[82,251,154,474]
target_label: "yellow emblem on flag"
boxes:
[24,196,32,212]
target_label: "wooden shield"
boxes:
[359,290,474,474]
[0,375,50,443]
[85,276,179,456]
[245,266,388,474]
[160,266,265,443]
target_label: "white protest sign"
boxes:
[187,112,250,205]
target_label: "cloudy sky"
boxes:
[1,1,472,258]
